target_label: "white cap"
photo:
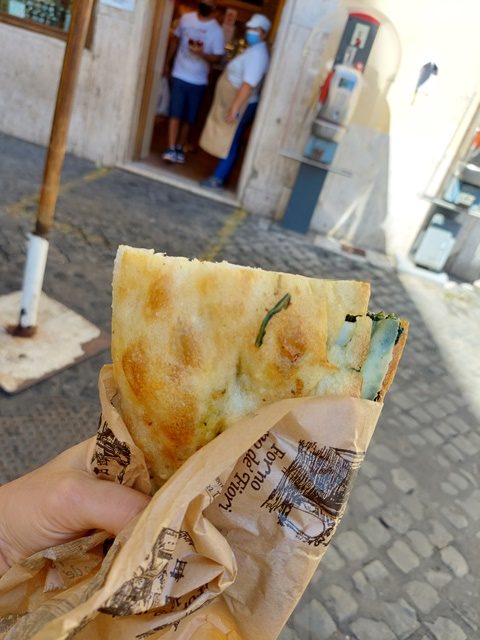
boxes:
[246,14,271,34]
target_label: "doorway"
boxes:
[132,0,285,202]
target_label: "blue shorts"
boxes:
[169,77,206,124]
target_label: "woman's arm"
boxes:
[225,82,254,123]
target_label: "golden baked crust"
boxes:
[376,319,409,402]
[111,247,372,484]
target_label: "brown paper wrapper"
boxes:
[0,365,382,640]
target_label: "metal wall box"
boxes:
[414,212,461,272]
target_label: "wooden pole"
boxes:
[133,0,171,160]
[35,0,95,237]
[14,0,95,335]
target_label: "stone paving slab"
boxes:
[1,133,479,639]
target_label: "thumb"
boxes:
[71,476,151,535]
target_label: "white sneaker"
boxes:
[162,148,177,163]
[175,147,186,164]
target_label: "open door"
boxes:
[133,0,285,199]
[134,0,175,162]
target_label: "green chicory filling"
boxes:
[361,315,400,400]
[255,293,291,347]
[337,311,403,401]
[254,300,403,401]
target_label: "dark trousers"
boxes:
[213,102,257,183]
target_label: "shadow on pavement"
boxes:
[0,133,478,640]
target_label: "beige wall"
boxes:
[365,0,480,258]
[0,0,152,165]
[238,0,343,218]
[240,0,480,258]
[2,0,479,263]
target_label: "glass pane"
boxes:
[0,0,73,31]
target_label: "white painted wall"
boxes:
[378,0,480,258]
[0,0,152,165]
[240,0,480,259]
[239,0,344,218]
[309,5,400,254]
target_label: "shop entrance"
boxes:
[132,0,285,201]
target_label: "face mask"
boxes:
[198,2,213,17]
[246,30,262,46]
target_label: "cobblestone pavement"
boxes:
[1,133,479,639]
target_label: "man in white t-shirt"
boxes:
[162,1,225,164]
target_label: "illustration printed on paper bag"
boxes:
[91,417,131,484]
[135,586,210,639]
[1,598,82,639]
[261,441,364,546]
[100,528,179,616]
[0,613,25,633]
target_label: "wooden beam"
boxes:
[133,0,167,160]
[35,0,95,237]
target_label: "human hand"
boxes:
[225,107,240,124]
[0,440,150,576]
[188,38,204,57]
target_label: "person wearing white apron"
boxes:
[199,14,271,188]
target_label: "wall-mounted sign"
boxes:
[223,8,237,45]
[351,23,370,49]
[223,8,237,27]
[101,0,136,11]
